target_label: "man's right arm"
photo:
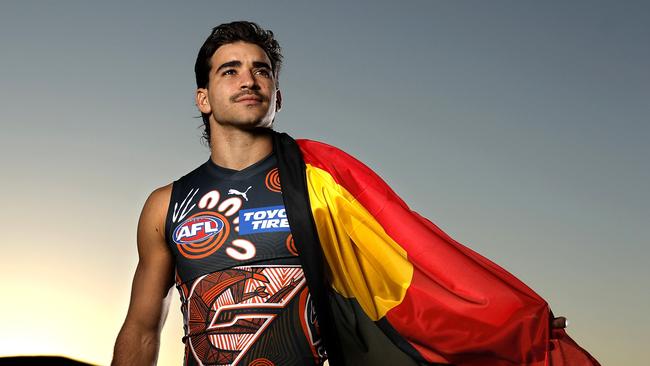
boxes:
[112,184,174,366]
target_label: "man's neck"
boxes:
[208,124,273,171]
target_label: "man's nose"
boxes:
[239,69,258,89]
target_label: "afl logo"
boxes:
[174,215,224,244]
[173,212,230,259]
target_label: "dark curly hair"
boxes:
[195,21,283,144]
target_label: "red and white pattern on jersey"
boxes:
[185,265,306,366]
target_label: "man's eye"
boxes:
[222,69,236,76]
[256,69,271,77]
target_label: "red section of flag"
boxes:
[298,139,599,365]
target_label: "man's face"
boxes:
[196,41,281,130]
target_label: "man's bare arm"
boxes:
[112,185,174,366]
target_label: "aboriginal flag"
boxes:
[273,132,599,366]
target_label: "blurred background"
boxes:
[1,1,648,365]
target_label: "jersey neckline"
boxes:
[204,152,276,180]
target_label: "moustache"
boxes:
[230,91,266,103]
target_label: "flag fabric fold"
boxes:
[273,132,599,366]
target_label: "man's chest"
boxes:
[166,163,300,283]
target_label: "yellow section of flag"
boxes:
[304,164,413,321]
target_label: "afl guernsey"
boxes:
[165,153,326,366]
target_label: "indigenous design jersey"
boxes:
[165,153,325,366]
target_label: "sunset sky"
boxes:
[1,1,648,365]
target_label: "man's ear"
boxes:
[275,89,282,112]
[196,88,211,114]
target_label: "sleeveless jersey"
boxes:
[164,153,326,366]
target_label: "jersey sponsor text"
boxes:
[239,205,290,234]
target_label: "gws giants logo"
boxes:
[173,212,230,259]
[186,266,306,366]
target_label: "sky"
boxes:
[0,1,648,365]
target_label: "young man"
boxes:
[112,21,599,366]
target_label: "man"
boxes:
[112,21,599,366]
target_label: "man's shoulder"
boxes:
[145,159,213,233]
[145,161,205,205]
[291,138,383,198]
[295,138,343,153]
[294,138,371,175]
[295,138,358,165]
[145,158,206,205]
[144,183,173,213]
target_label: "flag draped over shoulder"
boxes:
[273,132,600,366]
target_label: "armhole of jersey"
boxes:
[164,180,179,248]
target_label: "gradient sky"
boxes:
[1,1,648,365]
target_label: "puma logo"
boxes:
[228,186,252,201]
